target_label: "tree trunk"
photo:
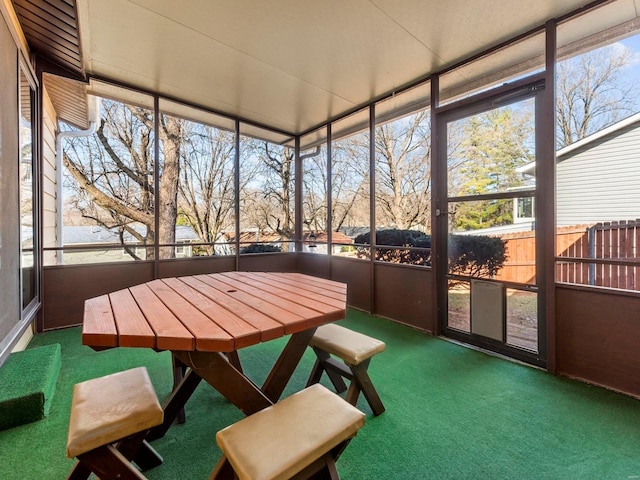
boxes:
[158,116,182,259]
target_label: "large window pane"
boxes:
[447,100,535,199]
[19,68,36,308]
[374,109,431,231]
[238,126,294,254]
[159,101,236,258]
[301,130,328,254]
[555,22,640,292]
[439,31,544,105]
[331,110,370,257]
[62,95,155,264]
[373,94,431,266]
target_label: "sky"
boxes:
[618,33,640,81]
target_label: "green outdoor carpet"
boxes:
[1,310,639,479]
[0,343,61,431]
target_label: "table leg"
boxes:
[150,327,317,439]
[173,350,273,416]
[225,351,243,373]
[262,327,316,402]
[147,369,202,441]
[172,354,188,424]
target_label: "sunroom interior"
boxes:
[2,0,640,476]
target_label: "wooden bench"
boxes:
[66,367,164,480]
[306,323,386,416]
[210,384,365,480]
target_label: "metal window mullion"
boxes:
[294,136,302,252]
[153,95,160,278]
[538,19,557,370]
[234,119,240,269]
[327,124,333,254]
[431,74,446,336]
[369,104,376,313]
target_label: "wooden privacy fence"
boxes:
[494,220,640,291]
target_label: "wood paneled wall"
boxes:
[41,86,57,266]
[40,253,640,399]
[43,262,155,329]
[556,285,640,398]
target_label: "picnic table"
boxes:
[82,271,347,441]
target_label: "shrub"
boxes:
[240,243,282,254]
[354,229,431,265]
[448,235,507,279]
[351,229,506,278]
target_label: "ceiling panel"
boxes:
[19,0,634,136]
[371,0,566,67]
[127,0,434,103]
[78,0,363,134]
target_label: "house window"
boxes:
[516,197,534,222]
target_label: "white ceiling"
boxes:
[76,0,639,136]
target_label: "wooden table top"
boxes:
[82,272,347,353]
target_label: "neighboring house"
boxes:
[173,226,200,257]
[518,111,640,226]
[459,111,640,238]
[456,115,640,288]
[219,230,286,255]
[62,224,198,264]
[303,231,354,254]
[339,226,370,239]
[216,230,355,255]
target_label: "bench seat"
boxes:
[67,367,164,479]
[212,384,365,480]
[307,323,386,416]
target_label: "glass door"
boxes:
[438,82,544,365]
[19,65,38,316]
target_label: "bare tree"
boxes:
[239,140,295,240]
[331,132,370,232]
[177,121,236,255]
[375,110,431,230]
[557,44,638,148]
[63,99,182,259]
[302,148,328,233]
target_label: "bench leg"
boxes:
[291,452,340,480]
[209,456,235,480]
[306,357,323,387]
[130,438,164,471]
[307,348,348,393]
[76,445,147,480]
[291,438,354,480]
[67,460,92,480]
[348,360,385,416]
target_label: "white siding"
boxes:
[557,122,640,226]
[42,86,58,265]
